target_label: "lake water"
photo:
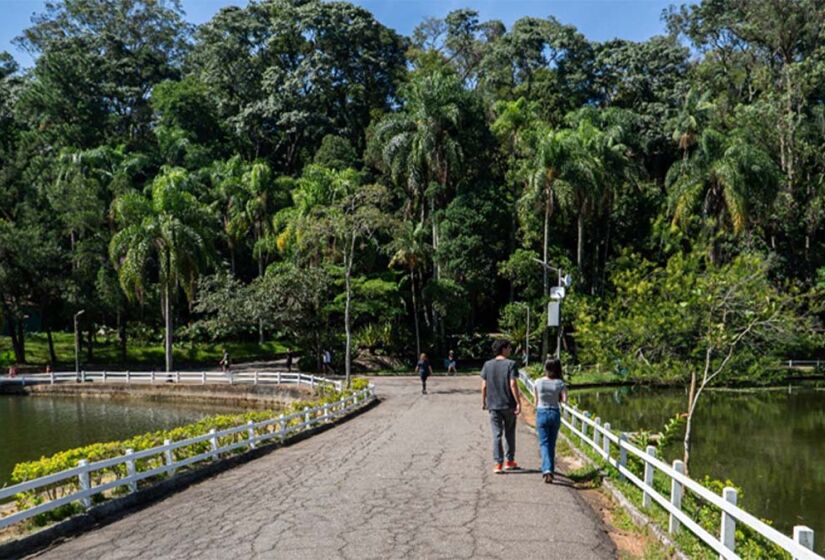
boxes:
[0,395,243,488]
[573,383,825,554]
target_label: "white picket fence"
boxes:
[0,370,342,392]
[0,382,374,531]
[519,374,821,560]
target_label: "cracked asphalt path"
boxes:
[32,377,615,560]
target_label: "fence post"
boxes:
[603,422,611,458]
[619,433,628,481]
[81,370,86,383]
[582,412,591,442]
[254,371,259,385]
[229,372,234,385]
[247,421,257,449]
[151,370,155,384]
[201,371,206,384]
[594,417,602,449]
[278,414,286,438]
[102,370,107,383]
[669,460,685,534]
[323,403,330,422]
[126,370,131,383]
[209,428,219,461]
[304,406,310,426]
[50,369,55,384]
[163,439,175,477]
[125,449,138,493]
[793,526,814,560]
[720,487,737,557]
[277,371,281,384]
[77,459,92,510]
[643,445,656,508]
[175,371,181,383]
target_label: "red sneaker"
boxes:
[493,463,504,474]
[504,460,520,471]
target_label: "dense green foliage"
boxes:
[0,0,822,379]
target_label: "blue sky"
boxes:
[1,0,679,68]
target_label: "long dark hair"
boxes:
[544,358,563,380]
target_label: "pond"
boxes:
[0,395,244,488]
[573,383,825,554]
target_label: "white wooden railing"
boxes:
[784,359,823,368]
[0,370,342,392]
[0,382,374,531]
[519,373,821,560]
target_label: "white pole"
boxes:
[163,439,175,477]
[669,460,685,533]
[619,433,628,481]
[643,446,656,508]
[209,428,219,461]
[246,421,257,449]
[793,526,814,560]
[594,417,602,449]
[720,487,738,557]
[77,459,92,510]
[125,449,137,493]
[602,422,611,458]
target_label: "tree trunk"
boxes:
[577,211,584,274]
[257,256,264,345]
[6,313,26,364]
[683,368,698,473]
[542,197,550,360]
[117,309,127,363]
[86,327,93,363]
[344,237,356,389]
[164,282,173,372]
[46,326,57,366]
[411,270,421,357]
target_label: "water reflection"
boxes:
[573,383,825,554]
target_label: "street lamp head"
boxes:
[531,257,560,274]
[75,309,86,318]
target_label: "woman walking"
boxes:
[533,358,567,483]
[416,353,433,394]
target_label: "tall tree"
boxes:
[110,167,213,371]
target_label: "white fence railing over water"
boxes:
[0,370,343,392]
[0,379,374,531]
[519,373,821,560]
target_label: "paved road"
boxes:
[32,377,615,560]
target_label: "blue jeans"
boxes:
[536,407,561,474]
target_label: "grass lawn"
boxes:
[0,332,288,370]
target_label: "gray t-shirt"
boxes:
[534,378,565,409]
[481,358,519,411]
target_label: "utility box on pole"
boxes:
[547,301,561,327]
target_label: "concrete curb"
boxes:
[0,397,380,560]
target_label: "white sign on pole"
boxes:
[547,301,560,327]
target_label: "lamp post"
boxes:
[514,302,530,367]
[532,259,571,358]
[74,310,85,381]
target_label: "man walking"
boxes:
[481,339,521,474]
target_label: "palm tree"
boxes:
[110,167,213,372]
[375,70,466,346]
[210,157,249,275]
[666,128,779,262]
[389,222,431,356]
[670,88,715,161]
[375,70,464,281]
